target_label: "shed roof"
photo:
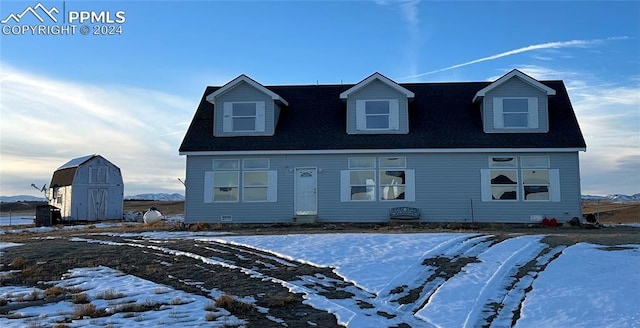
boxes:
[50,154,106,187]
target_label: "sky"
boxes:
[1,231,639,326]
[0,0,638,197]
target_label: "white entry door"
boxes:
[295,168,317,215]
[88,188,107,220]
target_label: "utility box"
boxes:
[35,205,61,227]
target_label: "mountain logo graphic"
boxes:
[1,3,59,24]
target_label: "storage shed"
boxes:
[48,154,124,221]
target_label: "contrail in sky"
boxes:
[398,37,628,80]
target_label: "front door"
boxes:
[295,168,317,215]
[88,188,107,220]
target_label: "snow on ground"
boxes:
[1,231,639,327]
[0,215,34,227]
[516,243,640,328]
[0,266,244,327]
[210,233,477,294]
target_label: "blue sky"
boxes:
[1,0,638,197]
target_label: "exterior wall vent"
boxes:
[221,215,233,222]
[530,215,543,222]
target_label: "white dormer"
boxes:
[207,74,287,137]
[474,69,556,133]
[341,72,414,135]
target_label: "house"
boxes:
[48,154,124,221]
[179,69,586,224]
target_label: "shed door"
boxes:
[295,168,317,215]
[88,188,107,220]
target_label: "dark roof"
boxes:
[50,167,77,187]
[179,81,586,153]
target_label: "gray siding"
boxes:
[50,157,124,221]
[213,81,276,136]
[184,151,582,224]
[483,77,550,133]
[346,80,409,134]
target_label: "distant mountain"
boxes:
[124,193,185,201]
[0,195,46,202]
[581,193,640,202]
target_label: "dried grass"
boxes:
[10,257,28,269]
[215,294,254,314]
[44,286,65,299]
[189,222,210,232]
[73,303,97,318]
[267,294,296,307]
[97,288,124,300]
[72,292,90,304]
[205,311,218,321]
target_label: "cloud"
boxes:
[512,65,640,195]
[376,0,422,77]
[0,63,196,196]
[398,37,629,80]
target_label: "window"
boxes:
[222,101,265,132]
[481,156,559,202]
[89,167,108,183]
[342,157,414,202]
[242,158,271,202]
[243,171,268,201]
[502,99,529,128]
[205,159,276,203]
[232,103,257,131]
[489,156,517,168]
[349,170,376,200]
[493,97,538,129]
[356,99,399,131]
[521,156,552,201]
[365,100,390,129]
[523,169,550,200]
[490,170,518,200]
[213,171,239,202]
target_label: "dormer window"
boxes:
[356,99,399,131]
[223,101,265,132]
[493,97,539,129]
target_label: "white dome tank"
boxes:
[143,207,163,224]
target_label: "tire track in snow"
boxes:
[415,235,546,328]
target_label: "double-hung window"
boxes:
[211,159,240,202]
[487,157,518,200]
[521,156,552,201]
[379,157,407,200]
[242,159,271,202]
[356,99,399,131]
[346,158,376,200]
[205,159,277,203]
[341,157,414,202]
[493,97,539,129]
[222,101,266,132]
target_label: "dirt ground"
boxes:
[1,200,638,327]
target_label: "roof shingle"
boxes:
[179,80,586,153]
